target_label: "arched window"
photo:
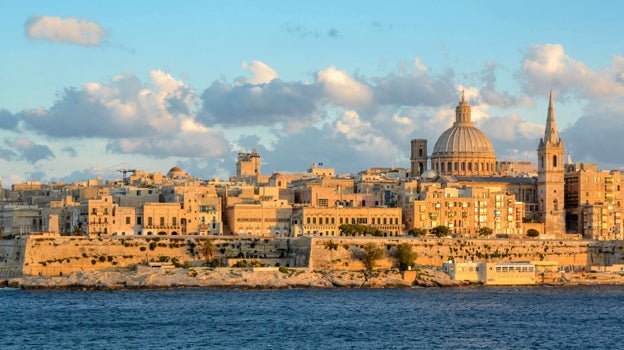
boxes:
[448,162,452,172]
[454,162,459,171]
[468,162,472,171]
[461,162,465,171]
[553,155,557,168]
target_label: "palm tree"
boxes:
[201,238,215,265]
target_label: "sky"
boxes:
[1,1,624,186]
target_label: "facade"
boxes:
[565,163,624,239]
[403,185,524,236]
[292,206,403,237]
[226,200,293,237]
[477,262,536,285]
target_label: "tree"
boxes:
[339,224,383,237]
[430,225,450,238]
[408,228,428,237]
[478,227,493,237]
[361,242,385,271]
[527,229,539,237]
[200,238,215,264]
[395,243,417,271]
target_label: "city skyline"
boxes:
[1,1,624,186]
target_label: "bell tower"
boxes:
[537,91,566,235]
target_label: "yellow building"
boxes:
[565,163,624,239]
[478,262,536,285]
[292,206,403,237]
[226,200,293,237]
[404,185,524,237]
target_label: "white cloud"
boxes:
[317,66,373,107]
[25,16,107,46]
[240,61,278,85]
[519,44,624,98]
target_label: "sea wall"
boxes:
[0,236,309,277]
[1,235,623,277]
[308,237,602,271]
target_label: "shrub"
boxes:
[278,266,289,274]
[99,256,106,262]
[149,241,157,251]
[527,229,539,237]
[395,243,417,271]
[140,246,147,252]
[91,259,97,265]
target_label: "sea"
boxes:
[1,285,623,350]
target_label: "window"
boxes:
[160,217,165,226]
[125,216,131,225]
[137,216,142,225]
[172,217,177,226]
[553,155,558,168]
[147,217,152,226]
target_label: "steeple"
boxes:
[544,90,559,144]
[455,89,472,125]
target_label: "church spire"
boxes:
[544,90,559,144]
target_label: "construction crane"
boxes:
[94,163,137,184]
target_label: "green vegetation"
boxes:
[527,229,540,237]
[395,243,417,271]
[140,246,147,252]
[149,241,157,251]
[478,227,493,237]
[408,228,428,237]
[200,239,215,264]
[339,224,383,237]
[361,242,385,271]
[429,225,450,238]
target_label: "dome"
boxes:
[167,166,184,178]
[432,125,495,155]
[430,91,497,177]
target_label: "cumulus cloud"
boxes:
[8,138,54,163]
[199,79,321,127]
[62,146,77,157]
[562,101,624,168]
[0,109,19,130]
[317,66,373,107]
[518,44,624,98]
[21,70,229,158]
[372,66,455,107]
[239,61,278,85]
[25,16,107,46]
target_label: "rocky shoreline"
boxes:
[0,266,477,290]
[2,267,623,290]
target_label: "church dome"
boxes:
[430,91,497,176]
[433,125,495,155]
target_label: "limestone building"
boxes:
[408,91,566,237]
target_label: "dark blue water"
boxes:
[0,286,622,349]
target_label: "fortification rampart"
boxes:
[0,236,309,277]
[0,236,622,277]
[308,237,603,271]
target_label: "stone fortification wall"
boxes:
[0,238,27,276]
[2,235,623,277]
[309,237,596,271]
[0,236,310,277]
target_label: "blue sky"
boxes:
[1,1,623,186]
